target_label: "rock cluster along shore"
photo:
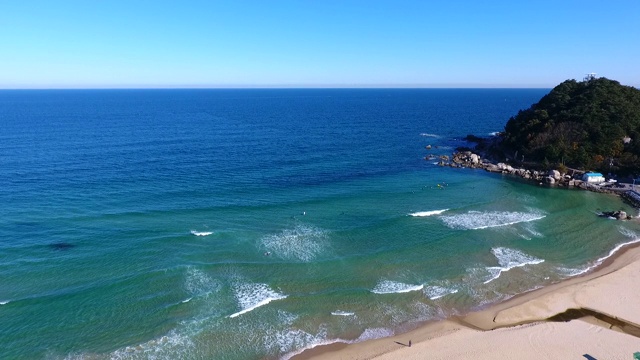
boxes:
[435,151,583,186]
[430,150,640,212]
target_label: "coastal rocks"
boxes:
[434,148,640,210]
[485,164,500,172]
[599,210,631,220]
[441,151,570,185]
[549,170,561,181]
[451,151,482,166]
[621,191,640,208]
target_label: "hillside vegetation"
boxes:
[501,77,640,175]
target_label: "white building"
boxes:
[582,172,605,183]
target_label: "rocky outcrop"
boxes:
[599,210,631,220]
[435,151,584,188]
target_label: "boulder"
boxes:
[616,211,628,220]
[549,170,561,181]
[546,176,556,184]
[470,153,479,164]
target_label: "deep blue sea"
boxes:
[1,89,639,359]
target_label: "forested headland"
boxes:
[496,77,640,175]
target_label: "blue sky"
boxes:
[1,0,639,88]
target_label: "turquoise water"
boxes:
[1,89,639,359]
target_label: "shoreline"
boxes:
[434,150,640,208]
[291,240,640,359]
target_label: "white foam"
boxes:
[424,286,458,300]
[523,223,543,237]
[281,327,396,360]
[268,327,329,355]
[184,267,221,297]
[371,280,424,294]
[105,328,196,360]
[483,247,544,284]
[558,230,640,278]
[331,310,355,316]
[229,282,287,318]
[181,298,192,304]
[0,301,9,305]
[440,210,545,230]
[420,133,440,138]
[190,230,213,236]
[489,131,500,136]
[409,209,448,217]
[356,327,395,341]
[585,227,640,268]
[557,266,591,277]
[280,338,347,360]
[261,225,329,262]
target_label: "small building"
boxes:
[582,172,605,183]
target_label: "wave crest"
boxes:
[420,133,440,138]
[371,280,424,294]
[484,247,544,284]
[409,209,448,217]
[331,310,355,316]
[440,210,545,230]
[424,285,458,300]
[229,282,287,318]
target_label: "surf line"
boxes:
[228,295,287,318]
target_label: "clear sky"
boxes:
[1,0,639,88]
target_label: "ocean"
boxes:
[1,89,639,359]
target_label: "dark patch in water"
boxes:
[49,242,76,251]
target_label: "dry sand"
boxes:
[294,244,640,360]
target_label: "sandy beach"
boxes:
[294,243,640,360]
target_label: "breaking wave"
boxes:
[281,327,394,360]
[190,230,213,237]
[371,280,424,294]
[409,209,448,217]
[229,282,287,318]
[423,285,458,300]
[420,133,440,138]
[484,247,544,284]
[563,227,640,277]
[440,210,545,230]
[331,310,355,316]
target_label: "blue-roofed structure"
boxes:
[582,172,605,183]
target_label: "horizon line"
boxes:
[0,85,556,90]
